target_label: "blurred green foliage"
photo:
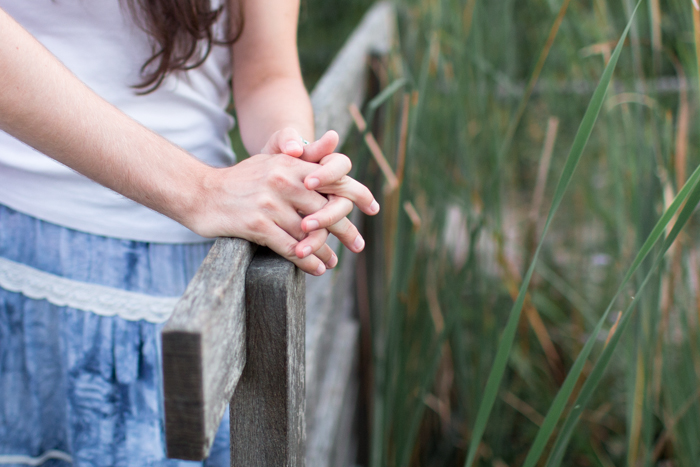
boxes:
[298,0,376,88]
[241,0,700,465]
[352,0,700,466]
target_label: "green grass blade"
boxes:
[462,253,538,467]
[522,161,700,467]
[545,174,700,466]
[367,78,408,112]
[397,330,449,466]
[496,0,571,165]
[365,78,408,131]
[463,4,641,466]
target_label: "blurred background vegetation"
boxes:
[296,0,700,465]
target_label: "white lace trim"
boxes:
[0,449,73,465]
[0,257,179,323]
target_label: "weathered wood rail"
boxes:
[161,3,395,465]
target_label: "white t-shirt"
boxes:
[0,0,235,243]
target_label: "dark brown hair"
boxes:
[123,0,243,93]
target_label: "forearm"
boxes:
[230,0,313,156]
[234,75,314,155]
[0,8,205,228]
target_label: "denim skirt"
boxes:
[0,204,230,467]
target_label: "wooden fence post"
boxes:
[162,238,255,460]
[230,248,306,466]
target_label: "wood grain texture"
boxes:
[305,225,357,437]
[332,371,360,467]
[306,320,360,467]
[310,1,395,142]
[230,248,306,467]
[162,237,255,460]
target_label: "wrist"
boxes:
[171,160,217,238]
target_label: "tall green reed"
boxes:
[345,0,700,465]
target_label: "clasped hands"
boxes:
[191,129,378,275]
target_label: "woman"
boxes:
[0,0,377,465]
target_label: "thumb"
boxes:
[300,130,339,163]
[262,128,306,157]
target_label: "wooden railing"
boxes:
[160,3,395,466]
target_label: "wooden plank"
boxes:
[230,247,306,467]
[161,237,255,460]
[310,1,395,141]
[332,372,360,467]
[304,223,357,437]
[306,320,360,467]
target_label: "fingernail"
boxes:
[285,141,302,154]
[305,219,319,231]
[315,263,326,275]
[302,246,312,257]
[370,200,380,213]
[307,177,320,189]
[353,235,365,251]
[327,253,338,269]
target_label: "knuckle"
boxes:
[246,214,268,234]
[318,211,335,227]
[329,167,344,182]
[336,219,354,237]
[272,154,294,168]
[339,154,352,173]
[268,167,285,183]
[315,192,330,207]
[266,168,289,190]
[308,196,328,214]
[257,194,276,212]
[318,243,332,256]
[281,240,297,258]
[346,221,359,236]
[293,230,306,242]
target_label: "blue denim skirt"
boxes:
[0,204,230,467]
